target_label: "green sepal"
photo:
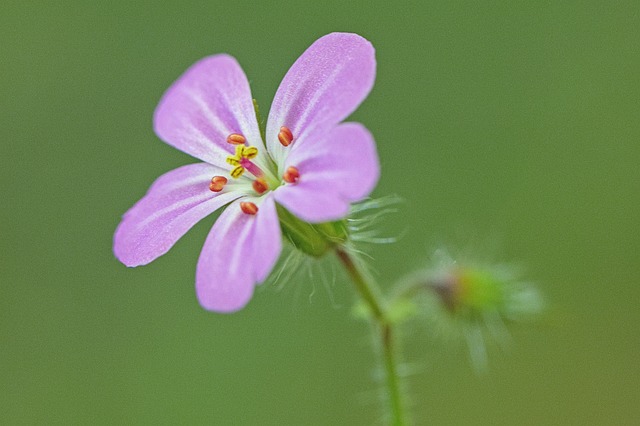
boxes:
[252,99,266,143]
[276,203,348,258]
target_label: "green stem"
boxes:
[335,247,407,426]
[335,247,385,321]
[382,324,405,426]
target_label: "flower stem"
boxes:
[335,247,407,426]
[381,324,405,426]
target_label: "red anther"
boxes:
[240,201,259,215]
[252,178,269,194]
[209,176,228,192]
[278,126,294,147]
[227,133,246,145]
[283,166,300,184]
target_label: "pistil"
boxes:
[241,160,265,179]
[226,144,266,179]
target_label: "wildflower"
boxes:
[113,33,379,312]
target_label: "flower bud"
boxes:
[425,265,543,321]
[393,250,544,370]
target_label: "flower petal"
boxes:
[196,196,281,312]
[249,196,283,283]
[274,123,379,223]
[266,33,376,168]
[114,163,243,267]
[154,55,263,168]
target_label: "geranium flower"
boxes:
[114,33,379,312]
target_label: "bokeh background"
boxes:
[2,1,639,424]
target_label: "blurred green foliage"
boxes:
[1,1,639,424]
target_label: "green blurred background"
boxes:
[2,1,638,424]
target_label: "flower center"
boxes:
[208,128,304,215]
[226,144,264,179]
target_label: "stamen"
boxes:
[278,126,294,147]
[226,145,262,179]
[252,178,269,194]
[226,133,246,145]
[243,146,258,159]
[209,176,228,192]
[283,166,300,184]
[240,201,259,215]
[230,166,244,178]
[226,146,244,166]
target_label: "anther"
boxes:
[230,166,245,179]
[209,176,228,192]
[226,133,246,145]
[278,126,294,147]
[243,146,258,159]
[283,166,300,183]
[240,201,259,215]
[252,178,269,194]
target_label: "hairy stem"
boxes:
[335,247,407,426]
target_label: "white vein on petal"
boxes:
[227,212,255,278]
[149,166,223,193]
[292,63,344,141]
[135,191,241,230]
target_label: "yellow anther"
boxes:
[226,146,243,166]
[243,146,258,159]
[226,145,260,179]
[230,165,245,178]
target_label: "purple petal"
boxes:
[154,55,263,168]
[265,33,376,168]
[114,163,243,267]
[196,195,281,312]
[274,123,379,223]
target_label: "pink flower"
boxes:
[114,33,379,312]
